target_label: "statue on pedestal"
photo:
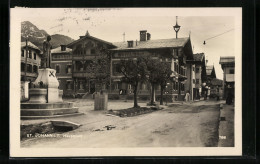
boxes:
[42,35,52,68]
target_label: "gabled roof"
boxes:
[51,46,72,54]
[111,37,190,51]
[194,53,205,62]
[67,34,115,48]
[219,56,235,64]
[211,78,223,86]
[206,65,214,76]
[21,41,41,52]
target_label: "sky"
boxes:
[13,8,241,79]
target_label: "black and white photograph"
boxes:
[10,8,242,157]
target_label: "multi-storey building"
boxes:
[21,41,41,82]
[205,65,216,96]
[52,30,195,101]
[66,32,116,97]
[110,30,194,101]
[50,45,73,96]
[219,56,235,99]
[192,53,207,100]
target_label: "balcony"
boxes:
[225,74,234,82]
[72,54,96,60]
[73,72,94,78]
[21,72,38,78]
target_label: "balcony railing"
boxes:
[21,72,38,77]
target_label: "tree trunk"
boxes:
[160,85,164,105]
[133,83,138,108]
[150,83,155,105]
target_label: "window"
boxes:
[193,79,196,84]
[34,53,37,60]
[91,49,95,54]
[128,84,132,90]
[33,65,38,73]
[142,83,146,90]
[79,81,84,90]
[174,62,177,72]
[196,79,200,84]
[66,81,73,90]
[21,50,24,57]
[29,50,32,59]
[192,67,195,72]
[229,69,234,74]
[55,65,60,73]
[66,65,72,73]
[113,63,121,75]
[114,83,119,90]
[196,67,200,73]
[21,63,25,71]
[27,64,32,73]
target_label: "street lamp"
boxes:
[173,16,181,39]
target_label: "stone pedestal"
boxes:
[30,68,62,103]
[21,68,83,119]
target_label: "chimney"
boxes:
[127,40,134,48]
[147,33,151,40]
[60,45,66,51]
[140,30,147,41]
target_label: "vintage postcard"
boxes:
[10,8,242,157]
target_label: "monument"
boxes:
[21,36,82,119]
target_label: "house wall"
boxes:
[184,64,195,101]
[50,51,73,96]
[21,47,41,82]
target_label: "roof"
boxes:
[219,56,235,64]
[211,78,223,86]
[206,65,214,76]
[111,37,190,51]
[21,41,41,51]
[67,34,114,48]
[194,53,205,62]
[51,46,72,54]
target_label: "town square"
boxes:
[11,8,240,154]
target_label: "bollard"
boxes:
[94,92,108,110]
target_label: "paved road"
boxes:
[21,100,221,148]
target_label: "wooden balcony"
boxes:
[21,72,38,77]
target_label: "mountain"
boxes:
[21,21,74,51]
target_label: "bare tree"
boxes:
[118,57,147,108]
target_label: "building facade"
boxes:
[205,65,216,96]
[21,41,41,82]
[110,30,194,101]
[66,32,116,97]
[193,53,207,100]
[219,56,235,99]
[51,30,197,101]
[50,45,73,96]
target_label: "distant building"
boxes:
[21,41,41,82]
[50,45,73,96]
[205,65,216,95]
[210,78,223,98]
[219,56,235,99]
[193,53,207,100]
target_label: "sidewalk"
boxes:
[218,103,234,147]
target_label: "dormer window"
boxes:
[61,45,66,51]
[127,41,133,48]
